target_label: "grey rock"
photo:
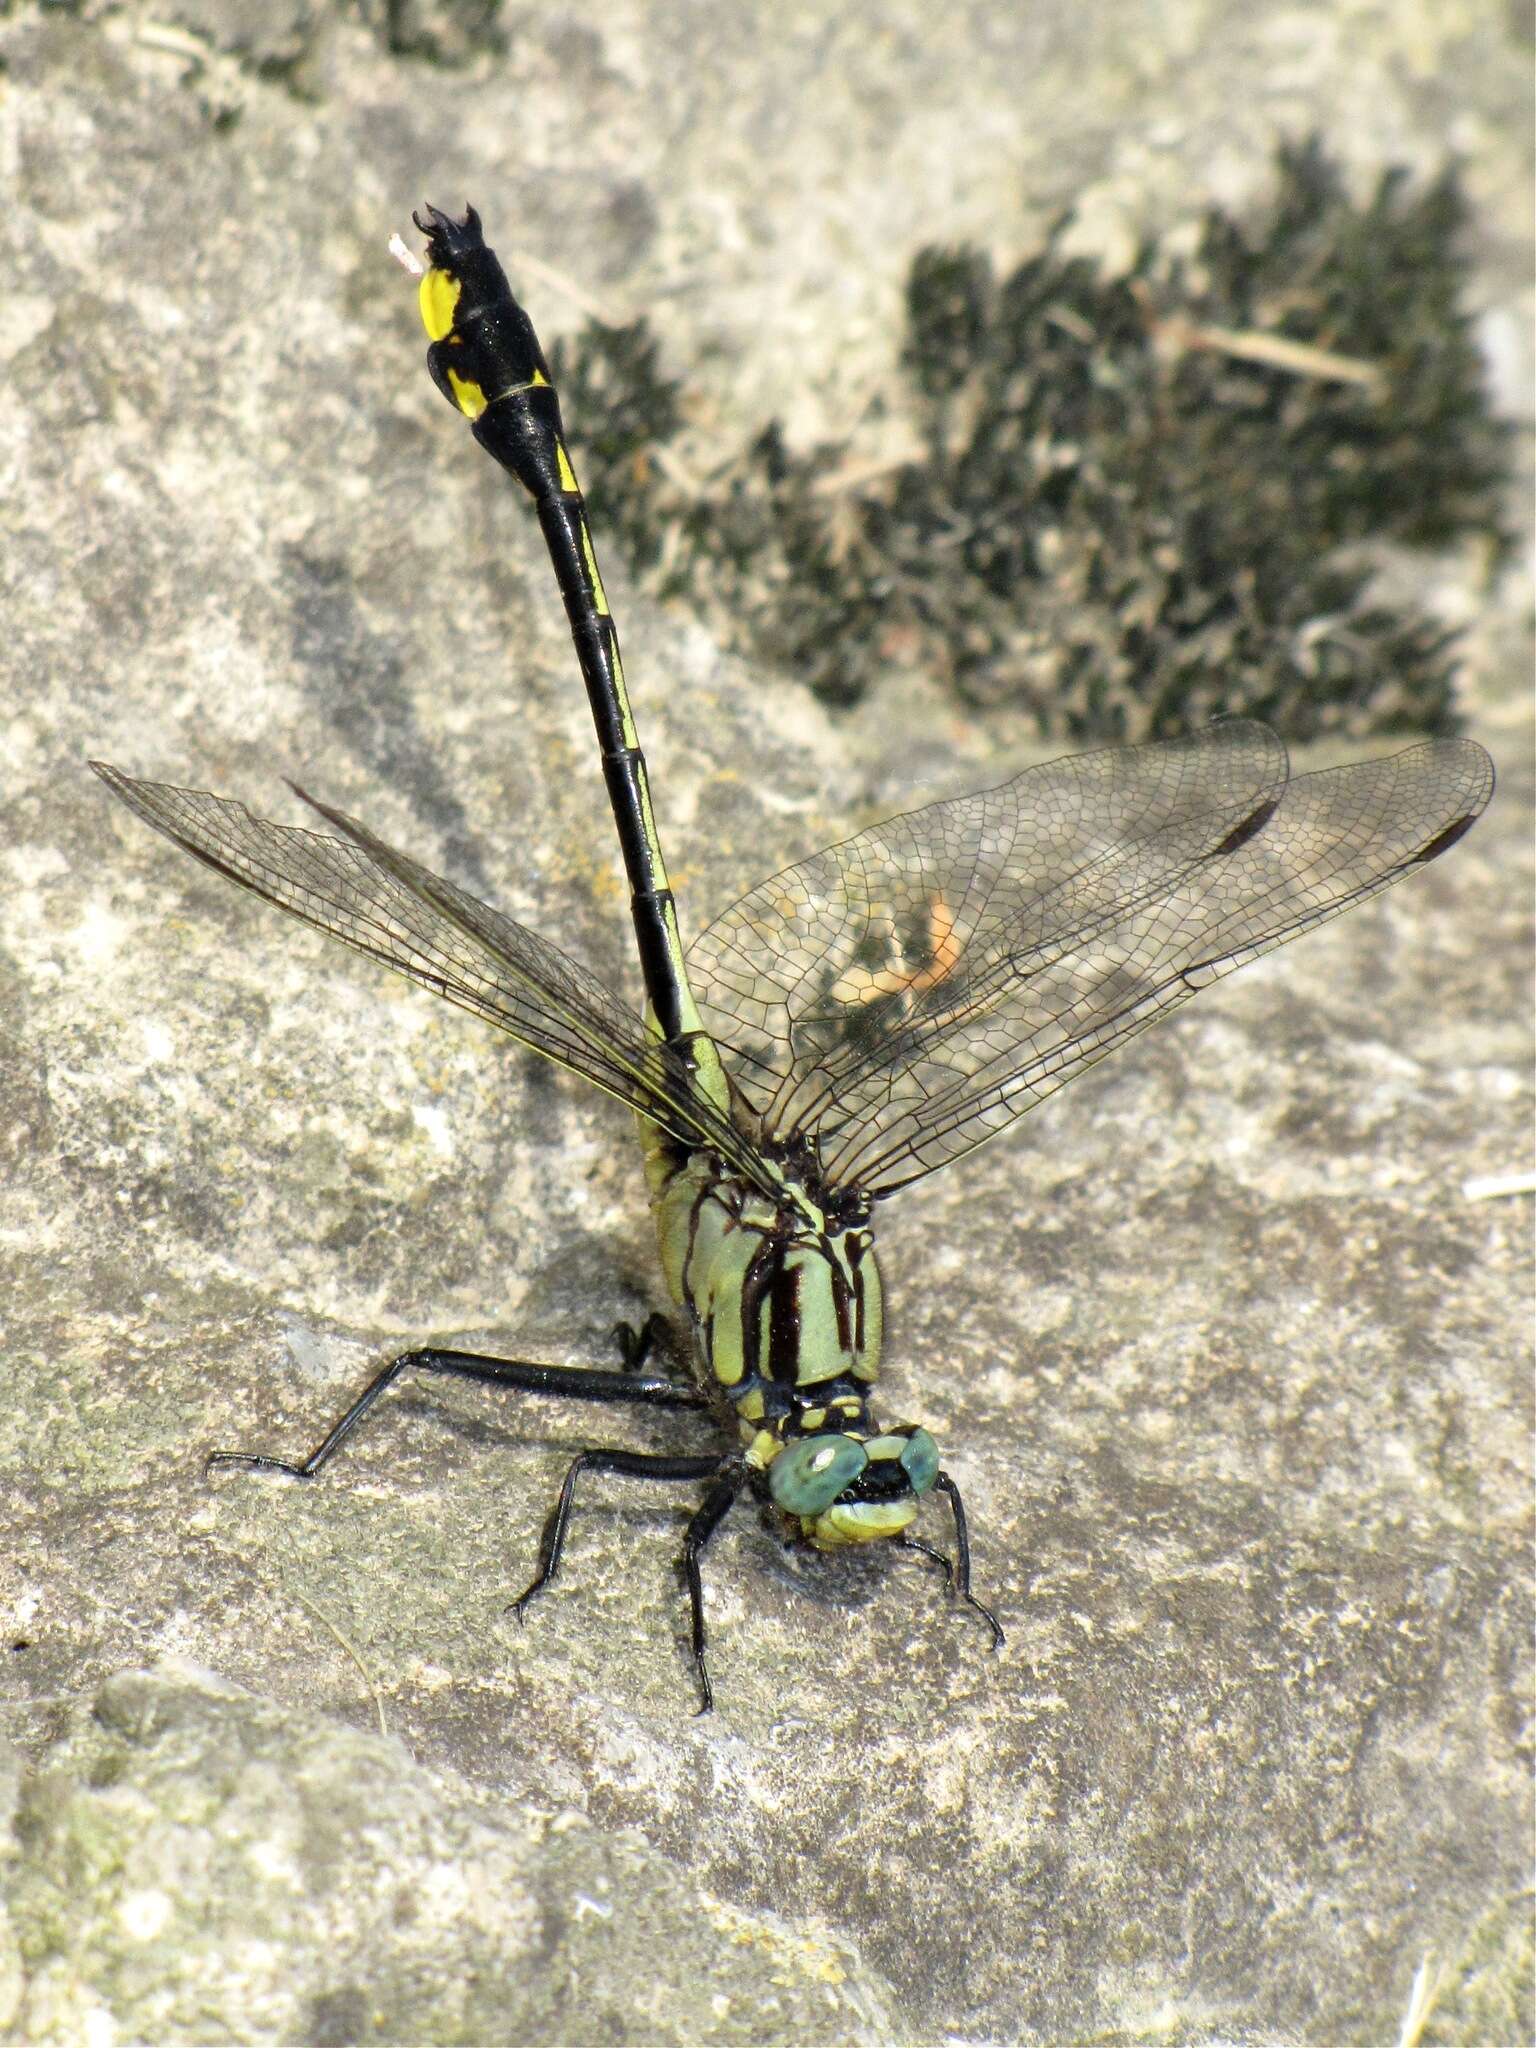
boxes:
[2,1664,906,2044]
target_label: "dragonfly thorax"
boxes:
[650,1144,882,1387]
[648,1139,940,1546]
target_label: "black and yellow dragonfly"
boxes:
[93,205,1493,1711]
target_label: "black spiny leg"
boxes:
[512,1449,724,1614]
[612,1310,680,1377]
[896,1531,958,1592]
[206,1343,708,1482]
[930,1471,1006,1650]
[511,1450,736,1708]
[680,1467,744,1714]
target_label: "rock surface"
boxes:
[1,3,1530,2043]
[1,1664,905,2044]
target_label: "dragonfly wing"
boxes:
[91,763,770,1178]
[686,723,1492,1199]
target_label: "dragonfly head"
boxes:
[768,1420,940,1548]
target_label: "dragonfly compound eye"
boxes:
[769,1433,868,1516]
[860,1430,938,1497]
[898,1427,940,1495]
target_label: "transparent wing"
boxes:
[686,721,1492,1198]
[91,763,776,1189]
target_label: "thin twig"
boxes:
[1397,1950,1450,2048]
[1462,1169,1536,1202]
[810,440,926,498]
[280,1573,390,1739]
[1167,314,1383,392]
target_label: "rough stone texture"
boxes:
[0,1664,905,2044]
[1,4,1530,2045]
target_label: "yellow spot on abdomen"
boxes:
[578,520,609,614]
[447,369,488,420]
[419,269,461,342]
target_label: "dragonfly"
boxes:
[93,204,1494,1711]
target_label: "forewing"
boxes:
[687,724,1491,1198]
[91,764,771,1179]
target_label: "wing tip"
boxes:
[1412,811,1481,863]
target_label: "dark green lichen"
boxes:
[550,318,683,571]
[556,139,1509,740]
[382,1,507,65]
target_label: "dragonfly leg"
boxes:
[679,1467,744,1715]
[896,1531,955,1592]
[511,1448,726,1624]
[933,1471,1006,1650]
[206,1346,710,1481]
[611,1310,671,1371]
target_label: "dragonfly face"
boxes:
[765,1417,942,1547]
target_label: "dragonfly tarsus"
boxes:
[897,1530,956,1592]
[681,1468,746,1715]
[612,1310,674,1374]
[934,1472,1006,1650]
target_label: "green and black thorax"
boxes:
[647,1138,941,1546]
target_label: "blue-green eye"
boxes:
[899,1428,940,1494]
[769,1434,867,1516]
